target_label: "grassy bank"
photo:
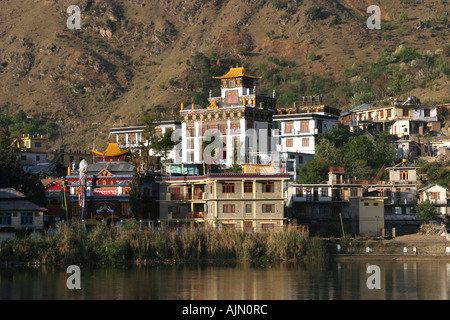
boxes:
[0,221,328,267]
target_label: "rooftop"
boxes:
[212,66,261,79]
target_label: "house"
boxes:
[365,164,421,234]
[286,167,366,236]
[0,188,45,234]
[109,120,181,162]
[342,97,439,138]
[418,184,449,215]
[15,133,49,171]
[349,197,386,237]
[273,96,340,155]
[157,173,290,232]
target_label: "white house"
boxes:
[418,184,449,215]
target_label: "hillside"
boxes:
[0,0,448,150]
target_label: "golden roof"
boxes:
[212,66,261,79]
[91,142,131,157]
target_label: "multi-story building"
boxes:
[157,173,290,232]
[418,184,449,215]
[342,96,439,138]
[15,133,48,171]
[273,96,340,155]
[0,188,45,234]
[179,66,276,168]
[286,167,366,236]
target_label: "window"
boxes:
[187,151,194,162]
[285,122,293,134]
[377,188,384,197]
[223,204,235,213]
[373,202,379,206]
[402,108,409,117]
[168,187,181,200]
[35,142,42,148]
[244,182,253,193]
[321,188,328,197]
[245,204,252,213]
[399,170,409,181]
[351,188,358,197]
[123,187,131,195]
[430,192,440,200]
[387,109,392,118]
[222,183,235,193]
[379,110,384,119]
[262,182,274,193]
[187,126,195,137]
[36,155,40,161]
[302,138,309,147]
[262,204,275,213]
[0,213,11,225]
[21,212,33,225]
[226,90,239,104]
[424,109,431,117]
[364,202,370,206]
[296,187,303,197]
[187,139,195,149]
[154,128,162,137]
[286,138,293,148]
[21,155,27,160]
[121,203,131,215]
[300,121,309,132]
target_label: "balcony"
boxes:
[169,212,204,219]
[165,193,206,201]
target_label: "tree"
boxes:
[0,113,46,205]
[415,200,438,223]
[297,157,331,184]
[149,129,176,164]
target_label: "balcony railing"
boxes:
[165,193,206,201]
[170,212,204,219]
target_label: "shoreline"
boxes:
[332,254,450,261]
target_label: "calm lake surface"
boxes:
[2,260,450,300]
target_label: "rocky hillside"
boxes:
[0,0,448,149]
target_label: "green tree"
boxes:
[0,113,46,205]
[149,129,176,164]
[415,200,438,223]
[297,157,331,184]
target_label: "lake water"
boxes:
[2,260,450,300]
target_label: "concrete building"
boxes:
[157,173,290,232]
[109,121,182,162]
[0,188,45,233]
[342,97,439,138]
[349,197,386,237]
[15,133,49,171]
[286,167,366,236]
[418,184,449,215]
[273,97,340,155]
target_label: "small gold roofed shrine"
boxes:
[91,142,131,161]
[180,66,276,123]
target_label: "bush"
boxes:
[305,6,322,20]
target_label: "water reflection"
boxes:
[2,261,450,300]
